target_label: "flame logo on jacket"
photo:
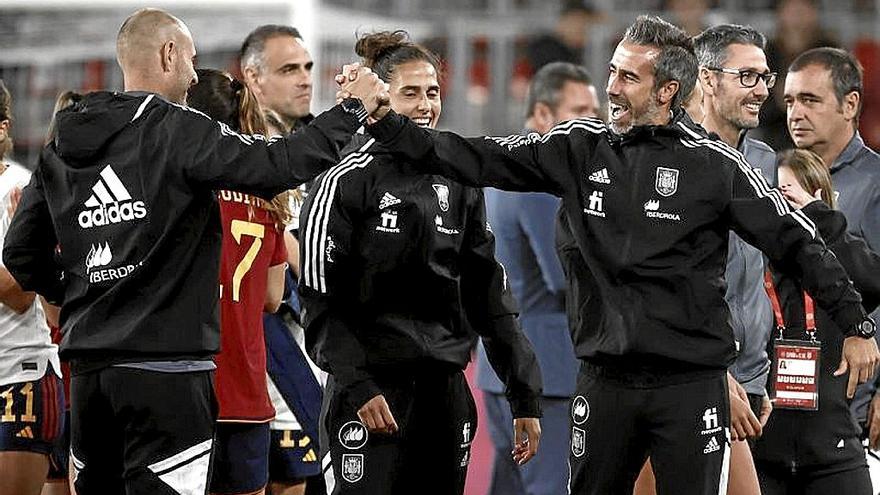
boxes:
[338,421,368,450]
[86,243,113,272]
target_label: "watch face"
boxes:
[856,319,877,337]
[343,98,361,112]
[341,98,367,122]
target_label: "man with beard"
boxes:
[357,15,880,494]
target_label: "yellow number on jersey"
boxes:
[0,382,36,423]
[280,430,296,448]
[0,386,14,422]
[230,220,266,302]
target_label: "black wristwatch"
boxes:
[845,317,877,339]
[340,97,369,124]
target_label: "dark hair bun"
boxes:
[355,30,410,66]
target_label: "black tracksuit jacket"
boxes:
[298,139,542,417]
[755,201,880,470]
[2,91,363,371]
[366,110,867,374]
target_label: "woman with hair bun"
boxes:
[753,149,880,495]
[187,68,292,495]
[299,31,542,494]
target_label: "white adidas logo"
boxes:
[703,436,721,454]
[379,192,401,210]
[588,168,611,184]
[78,165,147,229]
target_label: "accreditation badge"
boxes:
[771,339,821,410]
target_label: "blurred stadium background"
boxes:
[0,1,877,493]
[2,0,879,166]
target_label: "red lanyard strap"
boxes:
[763,270,817,338]
[764,270,787,331]
[804,291,816,332]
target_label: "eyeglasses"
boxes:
[707,68,777,89]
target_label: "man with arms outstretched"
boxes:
[352,15,879,494]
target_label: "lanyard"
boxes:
[763,270,817,341]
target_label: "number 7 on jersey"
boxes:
[221,220,265,302]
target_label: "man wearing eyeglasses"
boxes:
[693,23,778,493]
[696,23,778,430]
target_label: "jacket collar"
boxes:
[736,131,748,152]
[830,131,865,173]
[610,107,705,146]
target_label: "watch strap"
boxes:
[342,98,369,124]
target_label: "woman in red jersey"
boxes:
[188,68,291,495]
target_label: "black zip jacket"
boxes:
[755,201,880,468]
[366,110,867,373]
[298,139,542,417]
[2,91,363,370]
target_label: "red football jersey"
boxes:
[215,190,287,422]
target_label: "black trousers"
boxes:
[70,367,217,495]
[757,463,872,495]
[320,365,476,495]
[753,340,868,495]
[568,364,730,494]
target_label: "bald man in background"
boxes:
[3,8,387,495]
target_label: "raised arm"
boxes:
[178,67,388,198]
[177,104,363,199]
[367,111,602,195]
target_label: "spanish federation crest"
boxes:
[341,454,364,483]
[571,427,586,458]
[432,184,450,212]
[655,167,680,197]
